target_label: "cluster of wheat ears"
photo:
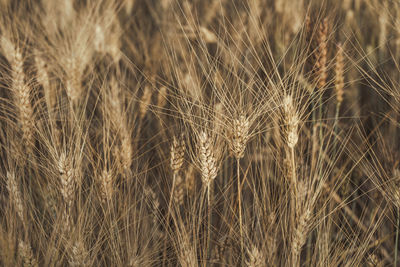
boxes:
[2,0,400,266]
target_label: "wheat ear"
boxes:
[231,114,250,159]
[291,208,311,266]
[18,240,38,267]
[1,37,34,147]
[108,79,133,173]
[139,85,152,120]
[199,131,218,187]
[100,169,113,202]
[315,18,328,90]
[335,43,344,105]
[7,171,25,226]
[246,245,266,267]
[58,152,75,209]
[169,135,185,206]
[69,240,89,267]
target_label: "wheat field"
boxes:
[1,0,400,266]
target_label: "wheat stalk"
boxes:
[197,130,219,263]
[230,113,250,259]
